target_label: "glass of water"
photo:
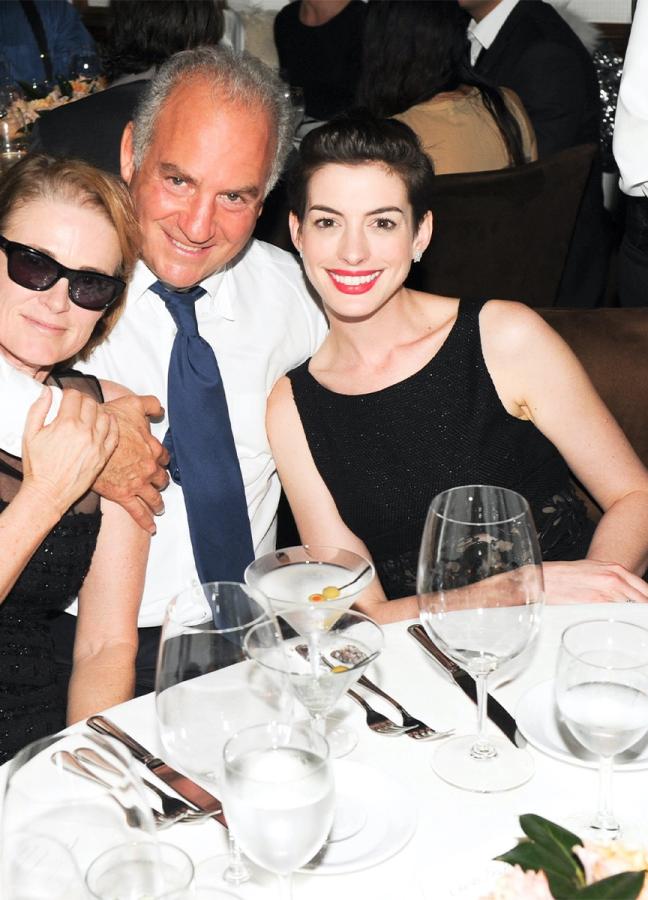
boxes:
[555,619,648,838]
[222,721,334,899]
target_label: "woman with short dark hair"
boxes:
[268,114,648,621]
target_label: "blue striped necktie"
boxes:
[150,280,255,582]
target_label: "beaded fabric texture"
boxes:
[288,297,594,600]
[0,370,102,762]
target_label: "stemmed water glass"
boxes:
[1,732,157,899]
[155,581,292,892]
[417,485,544,792]
[555,619,648,838]
[222,720,334,900]
[245,604,383,844]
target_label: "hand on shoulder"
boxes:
[93,392,170,534]
[20,387,118,520]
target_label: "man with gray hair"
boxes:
[39,46,325,694]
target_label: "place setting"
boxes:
[15,546,425,899]
[5,495,648,900]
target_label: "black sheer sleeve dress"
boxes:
[0,370,103,763]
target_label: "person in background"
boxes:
[458,0,609,307]
[30,0,224,175]
[274,0,366,121]
[613,0,648,308]
[356,0,536,175]
[268,113,648,624]
[0,0,96,88]
[0,154,147,762]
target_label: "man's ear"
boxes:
[288,211,302,255]
[120,122,135,184]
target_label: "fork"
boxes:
[74,747,211,823]
[51,751,180,830]
[346,688,416,736]
[356,675,455,741]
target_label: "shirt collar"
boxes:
[129,259,235,320]
[468,0,519,53]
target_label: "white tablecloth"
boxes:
[5,603,648,899]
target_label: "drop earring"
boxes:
[413,250,422,263]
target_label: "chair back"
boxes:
[540,307,648,517]
[408,144,596,308]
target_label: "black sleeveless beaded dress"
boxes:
[0,370,102,763]
[288,297,595,600]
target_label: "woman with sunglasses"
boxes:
[0,154,145,761]
[269,114,648,621]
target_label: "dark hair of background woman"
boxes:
[102,0,225,82]
[287,113,436,228]
[356,0,525,167]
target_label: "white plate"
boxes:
[516,679,648,770]
[299,760,417,875]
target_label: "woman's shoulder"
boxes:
[499,87,538,161]
[480,299,563,358]
[50,368,104,402]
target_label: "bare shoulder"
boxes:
[480,300,559,357]
[267,375,297,425]
[100,379,135,402]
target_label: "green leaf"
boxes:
[495,842,583,898]
[572,871,646,899]
[520,814,583,852]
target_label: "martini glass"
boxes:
[245,545,375,613]
[245,604,383,842]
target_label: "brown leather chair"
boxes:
[539,307,648,517]
[407,144,596,309]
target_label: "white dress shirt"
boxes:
[467,0,520,65]
[613,0,648,199]
[0,353,63,456]
[0,239,326,626]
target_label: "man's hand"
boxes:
[93,394,170,533]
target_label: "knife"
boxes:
[87,715,228,827]
[407,624,526,748]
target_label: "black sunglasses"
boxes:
[0,234,125,311]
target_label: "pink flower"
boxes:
[574,841,648,896]
[481,866,553,900]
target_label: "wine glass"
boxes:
[1,834,84,900]
[155,581,292,891]
[245,544,375,613]
[555,619,648,838]
[222,720,334,900]
[417,484,544,792]
[1,732,157,899]
[0,104,27,175]
[245,604,383,759]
